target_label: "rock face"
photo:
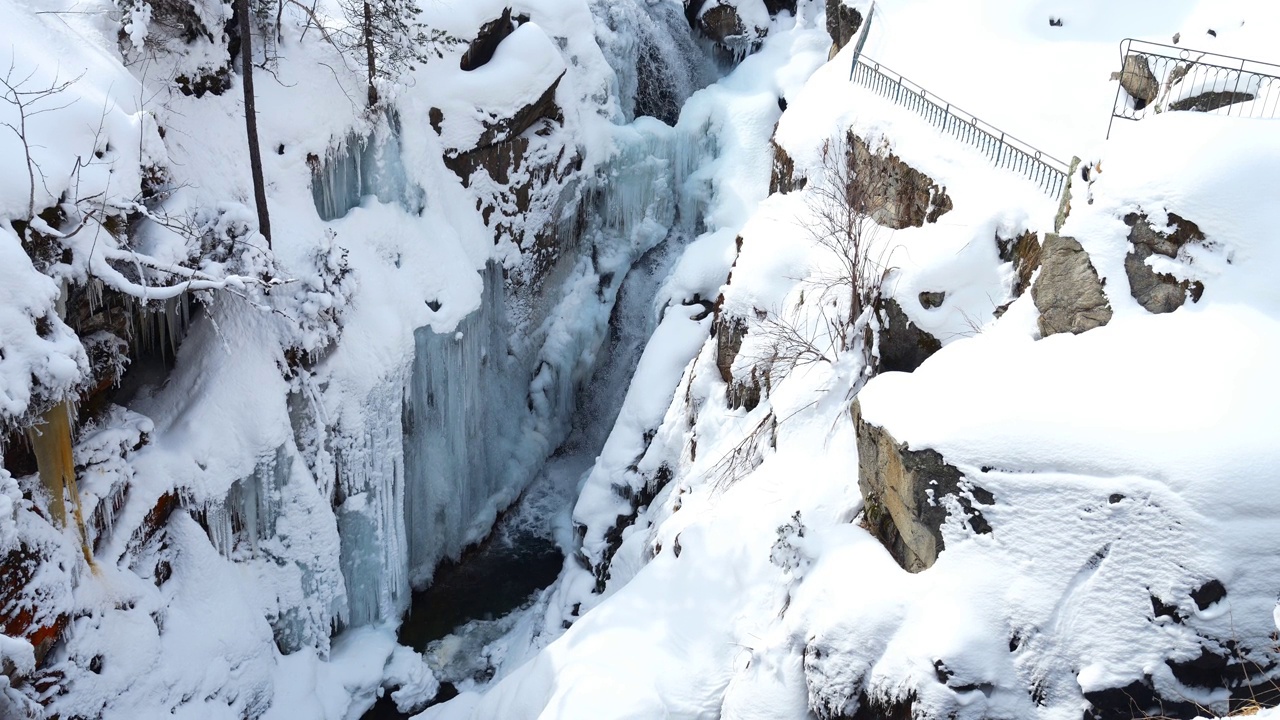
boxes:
[826,0,864,51]
[1123,211,1205,313]
[996,230,1041,298]
[696,1,767,57]
[0,543,70,666]
[852,401,992,573]
[874,298,940,374]
[848,132,953,230]
[442,72,581,284]
[713,313,764,411]
[459,8,530,71]
[769,140,807,194]
[1031,234,1113,337]
[1111,54,1159,110]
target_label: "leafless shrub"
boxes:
[755,133,900,382]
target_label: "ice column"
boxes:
[403,263,525,587]
[310,113,425,222]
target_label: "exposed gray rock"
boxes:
[995,230,1041,298]
[1168,89,1255,112]
[1123,212,1206,314]
[847,132,953,230]
[1031,234,1113,337]
[713,313,763,411]
[875,297,940,374]
[918,291,945,310]
[769,139,807,194]
[852,401,992,573]
[826,0,864,51]
[1111,54,1159,109]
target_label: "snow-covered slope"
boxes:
[423,1,1280,719]
[4,0,1280,717]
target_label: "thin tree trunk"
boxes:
[237,0,273,247]
[363,1,378,107]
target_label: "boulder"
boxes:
[853,401,992,573]
[472,73,564,151]
[917,291,945,310]
[1111,54,1159,110]
[826,0,864,51]
[1031,234,1113,336]
[847,132,953,230]
[1123,212,1205,314]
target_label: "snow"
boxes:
[425,1,1280,719]
[6,0,1280,716]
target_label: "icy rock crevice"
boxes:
[310,113,425,222]
[593,0,720,124]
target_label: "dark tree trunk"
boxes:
[363,1,378,107]
[237,0,272,247]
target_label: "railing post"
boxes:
[848,1,876,80]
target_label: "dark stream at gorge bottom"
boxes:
[362,529,564,719]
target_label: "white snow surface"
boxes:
[4,0,1280,717]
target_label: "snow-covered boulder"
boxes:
[695,0,770,57]
[1123,211,1206,314]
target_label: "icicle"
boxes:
[28,399,95,569]
[310,111,424,222]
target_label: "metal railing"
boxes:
[848,56,1070,199]
[1108,38,1280,137]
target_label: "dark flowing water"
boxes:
[361,526,564,719]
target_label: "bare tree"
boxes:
[0,62,82,220]
[236,0,272,247]
[335,0,460,108]
[805,133,894,351]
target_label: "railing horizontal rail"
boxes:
[848,55,1070,199]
